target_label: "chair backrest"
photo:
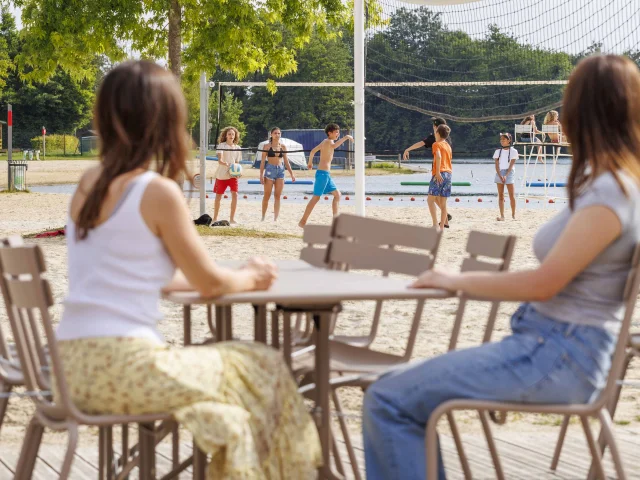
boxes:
[448,231,517,351]
[0,244,90,424]
[328,213,443,358]
[541,124,560,134]
[515,124,534,142]
[598,243,640,408]
[0,236,25,380]
[328,213,442,276]
[300,224,332,268]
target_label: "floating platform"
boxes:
[526,182,567,187]
[401,181,471,187]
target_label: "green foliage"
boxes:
[0,10,95,148]
[30,134,79,154]
[16,0,348,84]
[210,92,246,144]
[241,29,354,146]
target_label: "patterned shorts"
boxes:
[54,337,321,479]
[428,171,452,197]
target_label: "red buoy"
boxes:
[206,195,209,199]
[283,195,288,200]
[224,195,228,199]
[410,197,415,201]
[324,196,329,200]
[526,199,530,203]
[243,195,247,199]
[345,196,350,200]
[455,198,460,203]
[549,199,555,204]
[304,196,308,200]
[389,197,393,201]
[366,197,372,201]
[478,198,483,203]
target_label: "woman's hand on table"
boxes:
[411,268,456,290]
[242,257,278,291]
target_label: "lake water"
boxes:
[28,160,571,209]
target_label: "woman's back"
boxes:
[57,171,175,343]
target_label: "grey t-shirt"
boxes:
[531,172,640,333]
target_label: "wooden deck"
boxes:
[2,425,640,479]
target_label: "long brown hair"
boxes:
[76,61,190,239]
[564,55,640,209]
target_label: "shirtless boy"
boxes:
[298,124,353,228]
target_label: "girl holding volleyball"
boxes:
[214,126,242,224]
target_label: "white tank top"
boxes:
[57,171,175,343]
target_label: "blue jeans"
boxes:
[362,303,615,480]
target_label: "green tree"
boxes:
[0,10,95,148]
[15,0,348,83]
[240,29,354,146]
[210,92,246,144]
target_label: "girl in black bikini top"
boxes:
[267,145,284,158]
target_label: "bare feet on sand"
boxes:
[497,216,505,221]
[298,220,306,228]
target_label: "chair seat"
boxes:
[293,340,406,376]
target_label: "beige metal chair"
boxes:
[550,331,640,473]
[425,244,640,480]
[319,229,516,479]
[0,237,27,436]
[0,244,199,480]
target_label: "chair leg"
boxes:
[581,416,606,480]
[447,413,472,480]
[192,444,207,480]
[271,310,280,348]
[99,427,106,480]
[138,422,156,480]
[105,426,114,480]
[426,413,442,480]
[59,422,79,480]
[550,415,571,471]
[332,389,362,480]
[15,416,45,480]
[172,422,180,468]
[330,425,345,476]
[597,409,627,480]
[478,410,505,480]
[0,382,11,435]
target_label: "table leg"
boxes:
[192,443,207,479]
[253,305,268,343]
[215,306,226,341]
[225,306,233,340]
[316,310,344,480]
[271,309,280,348]
[183,305,192,346]
[282,311,292,369]
[207,305,216,340]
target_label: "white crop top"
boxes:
[56,171,175,343]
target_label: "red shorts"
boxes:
[213,178,238,194]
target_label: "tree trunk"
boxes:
[168,0,182,80]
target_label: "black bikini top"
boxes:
[267,144,284,158]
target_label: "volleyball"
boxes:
[229,163,243,178]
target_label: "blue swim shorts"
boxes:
[264,163,285,181]
[313,170,337,196]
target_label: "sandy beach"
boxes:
[1,162,639,462]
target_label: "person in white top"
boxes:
[213,126,242,223]
[55,60,322,478]
[493,132,519,221]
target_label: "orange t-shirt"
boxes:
[432,141,452,175]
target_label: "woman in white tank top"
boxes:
[55,60,321,478]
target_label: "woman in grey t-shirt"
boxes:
[363,55,640,480]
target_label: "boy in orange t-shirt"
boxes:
[428,124,453,230]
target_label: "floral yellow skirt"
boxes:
[54,337,321,479]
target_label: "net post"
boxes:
[354,0,365,216]
[199,73,208,215]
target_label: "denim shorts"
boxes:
[264,163,285,181]
[495,169,515,184]
[428,171,452,197]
